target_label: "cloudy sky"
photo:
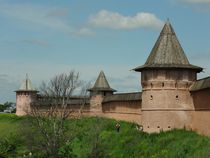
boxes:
[0,0,210,103]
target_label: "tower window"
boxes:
[176,95,179,100]
[151,83,153,88]
[150,95,153,100]
[162,82,164,87]
[175,82,177,88]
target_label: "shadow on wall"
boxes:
[102,101,141,113]
[191,89,210,110]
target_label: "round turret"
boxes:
[134,21,203,132]
[15,74,38,116]
[88,71,116,97]
[88,71,116,109]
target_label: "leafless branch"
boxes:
[24,70,89,157]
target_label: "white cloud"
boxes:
[0,4,71,32]
[0,3,164,34]
[0,3,91,36]
[88,10,164,30]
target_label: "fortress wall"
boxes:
[191,89,210,136]
[191,89,210,110]
[80,95,104,117]
[142,111,194,133]
[16,92,37,116]
[31,101,142,124]
[141,88,194,133]
[101,101,142,124]
[192,111,210,136]
[32,104,104,119]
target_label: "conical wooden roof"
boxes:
[88,71,116,92]
[16,74,37,92]
[134,20,203,72]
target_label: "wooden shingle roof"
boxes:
[16,74,37,92]
[103,92,141,103]
[134,20,203,72]
[88,71,116,92]
[190,77,210,92]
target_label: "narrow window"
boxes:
[176,95,179,100]
[162,82,164,87]
[150,95,153,100]
[186,83,189,88]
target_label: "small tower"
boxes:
[15,74,38,116]
[88,71,116,97]
[88,71,116,108]
[134,21,203,132]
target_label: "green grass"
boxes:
[69,117,210,158]
[0,114,24,138]
[1,114,210,158]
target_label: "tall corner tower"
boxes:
[15,74,38,116]
[133,20,203,132]
[88,71,116,108]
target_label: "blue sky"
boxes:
[0,0,210,103]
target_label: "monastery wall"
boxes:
[59,100,142,124]
[76,95,105,117]
[16,89,210,136]
[192,111,210,136]
[142,111,194,133]
[24,95,142,125]
[101,101,141,124]
[191,89,210,136]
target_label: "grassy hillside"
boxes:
[1,114,210,158]
[0,114,24,138]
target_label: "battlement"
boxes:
[142,80,194,90]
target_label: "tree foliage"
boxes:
[0,135,20,158]
[0,104,5,112]
[23,71,89,158]
[0,102,15,113]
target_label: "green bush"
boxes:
[0,139,16,158]
[59,141,76,158]
[0,134,24,158]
